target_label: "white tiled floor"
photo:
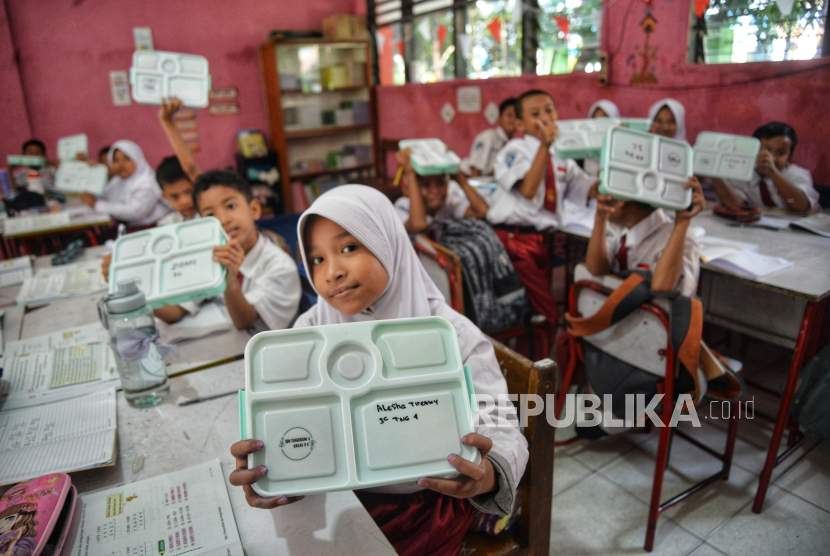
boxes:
[548,336,830,555]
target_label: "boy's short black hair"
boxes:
[499,97,517,115]
[156,156,190,188]
[22,139,46,154]
[753,121,798,155]
[192,169,252,210]
[515,90,553,120]
[98,146,111,159]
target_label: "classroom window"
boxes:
[463,0,522,79]
[691,0,827,64]
[369,0,603,82]
[411,11,456,82]
[537,0,603,75]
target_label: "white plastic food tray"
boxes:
[693,132,760,181]
[399,139,461,176]
[554,118,622,159]
[130,50,211,108]
[599,128,693,211]
[55,161,108,196]
[241,316,480,497]
[57,134,88,162]
[109,217,226,309]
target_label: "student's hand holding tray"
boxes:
[236,316,481,500]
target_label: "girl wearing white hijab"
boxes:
[80,140,171,226]
[230,185,528,556]
[648,98,687,142]
[584,100,622,176]
[588,99,621,119]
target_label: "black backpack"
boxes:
[439,218,528,333]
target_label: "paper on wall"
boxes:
[0,388,116,485]
[65,459,243,556]
[133,27,154,50]
[457,86,481,113]
[110,70,132,107]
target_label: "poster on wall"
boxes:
[457,86,481,113]
[109,71,131,106]
[133,27,154,50]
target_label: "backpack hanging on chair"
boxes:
[439,218,528,333]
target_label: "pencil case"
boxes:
[554,118,622,159]
[130,50,211,108]
[599,127,693,211]
[693,132,760,182]
[240,316,480,498]
[0,473,79,556]
[108,217,227,309]
[712,203,761,223]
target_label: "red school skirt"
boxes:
[355,489,476,556]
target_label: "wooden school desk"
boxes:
[37,360,397,556]
[692,210,830,513]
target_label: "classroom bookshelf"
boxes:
[259,39,377,213]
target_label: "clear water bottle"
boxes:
[26,171,45,195]
[99,280,170,408]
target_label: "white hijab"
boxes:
[588,100,620,119]
[106,139,157,189]
[648,98,687,141]
[295,185,446,326]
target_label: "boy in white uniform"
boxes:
[585,180,705,297]
[488,90,596,328]
[193,170,302,333]
[712,122,818,214]
[459,98,517,176]
[394,148,489,240]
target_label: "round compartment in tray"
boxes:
[327,343,375,388]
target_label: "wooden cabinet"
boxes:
[259,39,376,213]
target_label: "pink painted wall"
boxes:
[2,0,357,169]
[376,0,830,185]
[0,0,31,158]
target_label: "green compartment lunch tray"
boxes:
[620,118,651,132]
[240,316,480,498]
[108,217,226,309]
[599,127,693,211]
[554,118,622,159]
[693,132,760,182]
[7,155,46,167]
[398,139,461,176]
[131,50,211,108]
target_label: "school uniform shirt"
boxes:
[295,185,528,518]
[459,126,510,175]
[393,180,470,237]
[95,140,171,226]
[604,208,700,298]
[488,134,595,231]
[232,233,302,333]
[157,209,189,227]
[728,164,818,212]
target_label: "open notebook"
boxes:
[699,236,793,279]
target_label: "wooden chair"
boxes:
[461,338,556,556]
[413,234,464,314]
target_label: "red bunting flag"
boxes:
[487,17,501,43]
[553,16,569,36]
[437,23,448,48]
[693,0,710,17]
[396,40,404,56]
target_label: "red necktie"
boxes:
[758,179,776,207]
[616,235,628,272]
[237,272,244,287]
[544,156,558,213]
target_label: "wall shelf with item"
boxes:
[259,38,376,213]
